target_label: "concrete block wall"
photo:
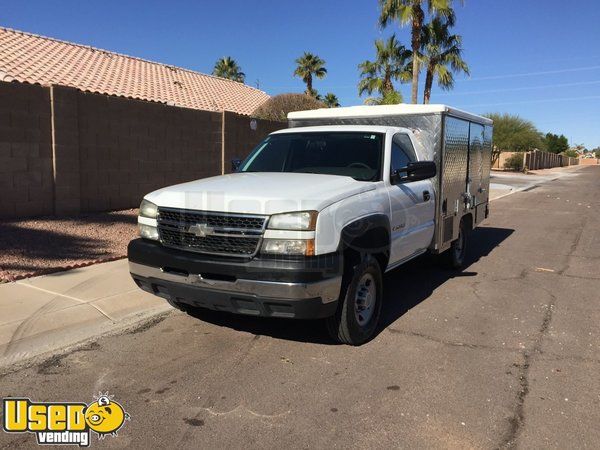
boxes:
[51,86,82,214]
[0,81,281,219]
[77,92,223,212]
[222,111,283,174]
[524,150,579,171]
[0,82,53,218]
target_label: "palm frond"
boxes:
[420,14,468,100]
[357,34,411,98]
[212,56,245,83]
[294,52,327,92]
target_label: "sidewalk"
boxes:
[490,164,586,200]
[0,259,170,368]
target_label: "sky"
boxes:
[2,0,600,148]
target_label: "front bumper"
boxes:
[128,239,343,319]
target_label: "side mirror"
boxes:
[231,158,242,173]
[392,161,437,184]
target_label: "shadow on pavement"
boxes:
[378,226,514,333]
[184,226,514,345]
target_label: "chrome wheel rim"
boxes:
[354,273,376,326]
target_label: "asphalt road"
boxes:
[1,166,598,449]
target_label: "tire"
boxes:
[165,297,188,312]
[326,256,383,345]
[441,219,468,269]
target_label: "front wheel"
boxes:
[326,256,383,345]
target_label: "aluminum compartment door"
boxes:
[469,122,485,207]
[481,125,493,198]
[440,116,470,247]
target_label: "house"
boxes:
[0,27,269,115]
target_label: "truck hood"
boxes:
[145,172,376,215]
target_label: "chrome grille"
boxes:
[157,208,267,257]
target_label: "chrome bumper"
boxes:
[129,262,342,303]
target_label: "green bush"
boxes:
[503,152,524,171]
[562,149,579,158]
[253,93,324,122]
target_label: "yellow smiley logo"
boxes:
[84,395,129,437]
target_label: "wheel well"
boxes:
[342,226,390,272]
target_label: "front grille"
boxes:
[157,208,267,257]
[159,210,265,230]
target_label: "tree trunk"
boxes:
[423,64,434,104]
[306,75,312,95]
[410,5,424,104]
[383,73,393,95]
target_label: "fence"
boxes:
[524,150,579,170]
[0,81,282,219]
[492,152,519,169]
[493,150,580,171]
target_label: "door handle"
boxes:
[423,190,431,202]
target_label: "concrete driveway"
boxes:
[0,165,598,449]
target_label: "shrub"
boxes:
[562,149,579,158]
[253,93,324,122]
[483,113,544,152]
[503,152,524,171]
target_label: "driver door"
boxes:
[387,133,435,266]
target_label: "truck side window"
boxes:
[391,133,416,172]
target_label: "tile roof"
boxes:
[0,27,269,115]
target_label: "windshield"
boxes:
[240,132,384,181]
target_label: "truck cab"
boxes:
[129,105,493,345]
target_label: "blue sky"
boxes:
[3,0,600,148]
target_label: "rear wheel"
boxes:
[326,256,383,345]
[442,219,468,269]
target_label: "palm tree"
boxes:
[293,52,327,95]
[323,93,340,108]
[212,57,245,83]
[364,91,404,105]
[358,34,412,104]
[307,87,322,100]
[421,17,469,103]
[379,0,455,104]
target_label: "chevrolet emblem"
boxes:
[187,223,215,237]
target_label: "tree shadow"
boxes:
[0,210,137,277]
[0,209,138,228]
[183,226,514,345]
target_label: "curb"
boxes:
[0,255,127,283]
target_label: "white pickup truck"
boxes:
[128,104,493,345]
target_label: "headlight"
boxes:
[261,239,315,256]
[268,211,317,231]
[138,199,158,240]
[139,199,158,219]
[138,223,159,240]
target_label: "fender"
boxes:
[339,214,391,268]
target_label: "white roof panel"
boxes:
[288,104,493,126]
[271,125,404,135]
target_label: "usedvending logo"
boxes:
[2,392,130,446]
